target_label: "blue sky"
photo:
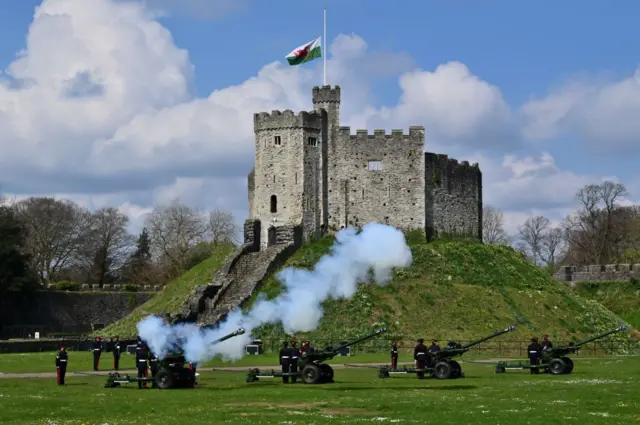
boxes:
[0,0,638,235]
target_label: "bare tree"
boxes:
[79,207,134,286]
[208,208,239,245]
[146,199,208,274]
[540,226,566,269]
[12,197,91,284]
[563,181,628,264]
[482,205,509,245]
[518,216,550,264]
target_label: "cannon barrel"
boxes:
[322,328,388,353]
[562,325,627,349]
[456,324,517,350]
[210,327,246,345]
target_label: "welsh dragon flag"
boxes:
[286,37,322,66]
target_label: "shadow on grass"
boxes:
[323,384,478,391]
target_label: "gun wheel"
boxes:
[433,361,453,379]
[547,358,567,375]
[560,357,574,374]
[449,361,462,378]
[155,369,174,389]
[318,364,334,383]
[301,364,321,384]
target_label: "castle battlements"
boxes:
[312,85,341,103]
[253,109,322,131]
[336,126,425,140]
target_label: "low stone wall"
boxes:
[554,264,640,282]
[44,284,164,292]
[0,292,154,339]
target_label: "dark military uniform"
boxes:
[55,346,68,385]
[135,338,149,389]
[414,339,428,379]
[149,352,159,388]
[189,362,199,386]
[527,338,543,374]
[92,337,102,371]
[391,341,398,369]
[279,342,291,383]
[289,342,299,383]
[112,337,121,371]
[429,339,440,353]
[541,335,553,351]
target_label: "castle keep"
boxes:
[246,85,483,249]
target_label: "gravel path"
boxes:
[0,358,517,379]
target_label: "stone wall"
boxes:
[425,153,483,241]
[554,264,640,282]
[329,127,426,232]
[0,292,153,338]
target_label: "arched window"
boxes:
[270,195,277,213]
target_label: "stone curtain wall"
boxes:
[0,292,153,336]
[554,264,640,282]
[425,153,483,241]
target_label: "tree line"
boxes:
[0,195,240,296]
[483,180,640,271]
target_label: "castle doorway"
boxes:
[267,227,277,247]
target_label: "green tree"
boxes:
[0,206,38,296]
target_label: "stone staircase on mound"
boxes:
[171,242,297,326]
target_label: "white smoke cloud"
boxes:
[136,222,413,362]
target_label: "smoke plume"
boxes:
[136,222,413,363]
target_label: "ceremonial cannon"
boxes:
[104,327,246,389]
[246,328,388,384]
[495,325,627,375]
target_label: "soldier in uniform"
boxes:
[189,362,199,387]
[541,334,553,351]
[527,337,543,374]
[112,336,121,371]
[55,345,68,385]
[429,339,441,352]
[414,338,428,379]
[135,337,149,389]
[390,340,399,370]
[289,341,299,383]
[148,351,159,388]
[279,341,291,383]
[92,336,102,371]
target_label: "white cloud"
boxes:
[521,68,640,154]
[124,0,250,20]
[0,0,629,241]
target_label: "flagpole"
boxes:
[323,7,327,86]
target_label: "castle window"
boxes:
[273,175,276,183]
[274,136,281,145]
[270,195,278,213]
[368,160,382,170]
[295,172,297,184]
[307,137,317,146]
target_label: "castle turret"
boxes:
[250,109,325,248]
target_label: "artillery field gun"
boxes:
[495,325,627,375]
[246,328,388,384]
[104,327,246,389]
[370,324,516,380]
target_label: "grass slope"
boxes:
[246,237,638,353]
[1,357,639,424]
[569,280,640,329]
[99,243,234,337]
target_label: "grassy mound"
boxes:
[98,243,234,337]
[245,237,637,354]
[569,280,640,329]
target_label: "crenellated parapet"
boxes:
[253,109,323,131]
[337,126,425,140]
[425,153,481,190]
[554,264,640,282]
[312,85,341,103]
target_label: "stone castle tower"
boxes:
[245,85,483,249]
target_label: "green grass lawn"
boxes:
[0,356,638,424]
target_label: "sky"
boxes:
[0,0,639,238]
